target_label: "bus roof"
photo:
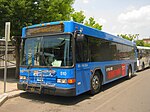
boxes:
[137,46,150,50]
[22,21,134,46]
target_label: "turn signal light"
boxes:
[68,79,76,84]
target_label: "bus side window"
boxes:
[76,35,89,63]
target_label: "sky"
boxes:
[73,0,150,39]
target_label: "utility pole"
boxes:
[4,22,10,93]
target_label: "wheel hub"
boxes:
[92,75,100,90]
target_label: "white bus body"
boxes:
[137,46,150,70]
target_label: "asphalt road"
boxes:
[0,68,150,112]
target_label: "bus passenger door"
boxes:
[75,35,91,95]
[76,63,91,95]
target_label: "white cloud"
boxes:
[117,5,150,38]
[97,18,107,25]
[118,5,150,24]
[125,5,136,12]
[82,0,89,4]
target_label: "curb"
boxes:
[0,94,8,106]
[0,90,24,107]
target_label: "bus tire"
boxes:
[127,66,132,79]
[90,72,102,95]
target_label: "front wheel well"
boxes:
[90,68,103,95]
[94,69,103,84]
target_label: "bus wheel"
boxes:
[127,66,132,79]
[90,72,101,95]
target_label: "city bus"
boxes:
[137,46,150,71]
[17,21,137,96]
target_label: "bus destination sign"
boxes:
[26,24,64,36]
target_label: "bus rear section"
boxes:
[137,46,150,71]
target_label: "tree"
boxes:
[10,36,21,79]
[136,40,145,46]
[118,34,139,41]
[0,0,74,36]
[118,34,150,46]
[0,0,74,78]
[85,17,102,30]
[144,43,150,47]
[71,11,86,23]
[71,12,103,30]
[118,34,132,41]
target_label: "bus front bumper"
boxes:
[17,83,76,96]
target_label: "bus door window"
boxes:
[76,35,89,63]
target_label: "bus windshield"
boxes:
[21,34,73,67]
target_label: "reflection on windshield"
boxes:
[21,35,73,67]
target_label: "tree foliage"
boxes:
[0,0,74,78]
[144,42,150,47]
[85,17,102,30]
[118,34,139,41]
[136,40,145,46]
[119,34,150,47]
[71,11,85,24]
[0,0,74,36]
[71,11,103,30]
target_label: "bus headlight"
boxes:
[20,76,27,80]
[57,79,67,84]
[57,78,76,84]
